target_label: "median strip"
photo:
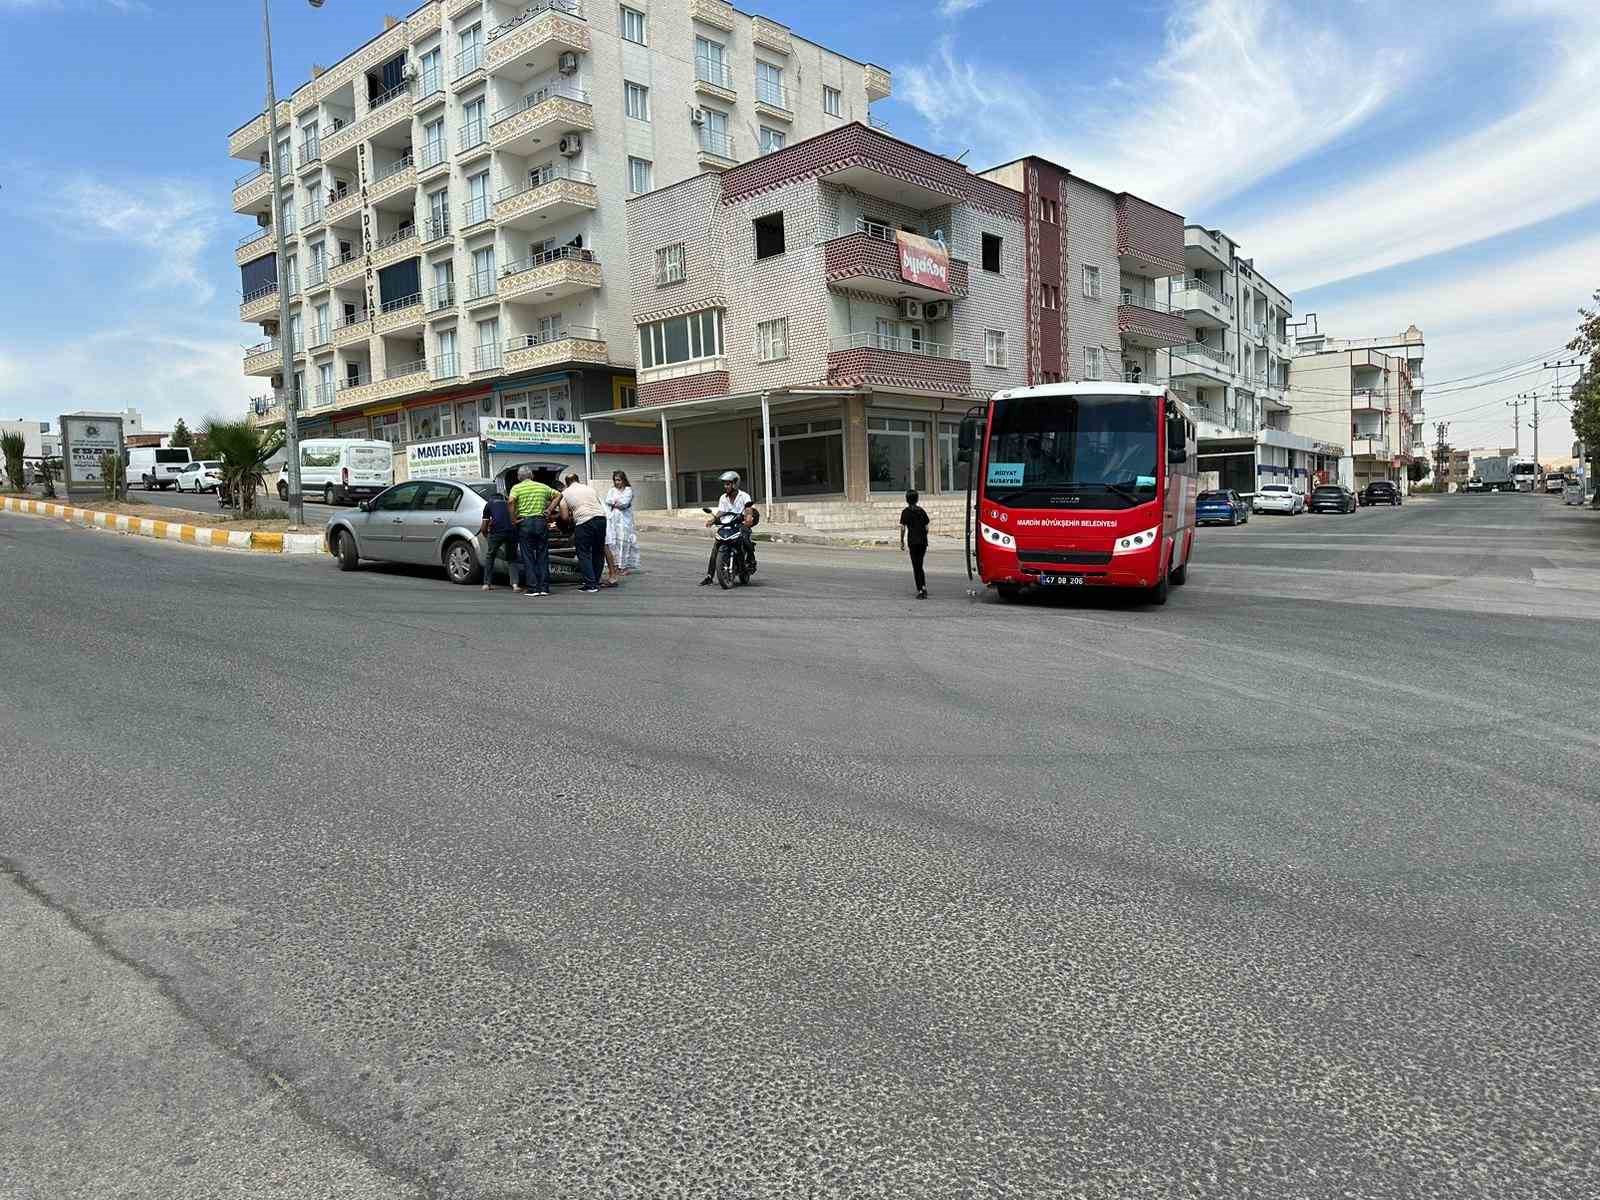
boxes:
[1,496,323,555]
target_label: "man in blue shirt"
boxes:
[479,487,516,590]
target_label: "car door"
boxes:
[359,482,424,559]
[401,482,463,564]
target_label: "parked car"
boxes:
[277,438,394,505]
[127,446,192,490]
[1310,484,1358,513]
[1359,480,1402,507]
[1545,473,1566,493]
[1196,489,1250,526]
[1252,483,1304,515]
[173,460,223,493]
[1463,477,1489,493]
[325,465,578,585]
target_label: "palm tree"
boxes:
[202,419,284,517]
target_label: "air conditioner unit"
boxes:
[557,51,579,75]
[899,297,924,321]
[558,134,582,156]
[690,107,707,126]
[270,374,284,388]
[922,300,950,321]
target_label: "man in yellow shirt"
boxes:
[507,466,559,596]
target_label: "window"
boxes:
[984,329,1008,368]
[755,60,785,108]
[624,81,649,121]
[1084,346,1104,381]
[754,211,785,259]
[469,245,495,299]
[1082,265,1101,300]
[620,4,646,45]
[755,317,787,362]
[465,170,490,225]
[418,47,442,94]
[1039,196,1059,224]
[823,85,841,116]
[774,418,843,497]
[758,126,786,155]
[695,36,727,86]
[639,309,723,369]
[868,415,929,494]
[628,156,653,195]
[938,421,970,493]
[370,411,403,447]
[474,316,500,372]
[981,232,1002,273]
[699,107,730,157]
[408,400,455,442]
[1041,283,1059,311]
[462,97,486,146]
[655,243,685,286]
[421,118,445,168]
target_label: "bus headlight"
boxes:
[979,522,1016,550]
[1112,524,1161,556]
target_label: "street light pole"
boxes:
[262,0,303,526]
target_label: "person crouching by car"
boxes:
[700,470,758,585]
[479,486,517,591]
[559,473,609,594]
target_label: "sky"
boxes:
[1,0,1596,461]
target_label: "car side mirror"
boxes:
[357,500,370,512]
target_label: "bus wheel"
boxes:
[995,584,1022,603]
[1147,573,1170,606]
[1170,562,1188,586]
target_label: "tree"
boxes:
[1567,292,1600,503]
[202,419,284,517]
[1,431,25,491]
[1407,458,1428,485]
[170,418,194,449]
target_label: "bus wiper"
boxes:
[1102,480,1142,503]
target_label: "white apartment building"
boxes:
[1290,322,1426,491]
[229,0,890,452]
[1154,226,1326,496]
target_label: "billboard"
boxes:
[406,436,484,480]
[62,416,121,484]
[896,231,951,293]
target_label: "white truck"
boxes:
[1473,454,1515,493]
[1511,459,1539,492]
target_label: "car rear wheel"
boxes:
[323,484,335,506]
[334,529,359,571]
[444,538,481,585]
[277,480,289,502]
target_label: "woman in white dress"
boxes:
[604,470,639,574]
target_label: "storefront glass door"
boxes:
[868,415,928,493]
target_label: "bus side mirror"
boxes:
[1167,446,1188,465]
[1166,412,1187,464]
[957,415,977,463]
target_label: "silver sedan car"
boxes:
[325,477,497,585]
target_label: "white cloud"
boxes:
[899,0,1402,212]
[47,176,222,302]
[939,0,985,15]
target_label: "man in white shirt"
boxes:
[700,471,758,585]
[559,473,609,593]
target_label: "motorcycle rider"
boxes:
[699,470,758,585]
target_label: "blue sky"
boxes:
[2,0,1596,458]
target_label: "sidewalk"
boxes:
[0,496,323,555]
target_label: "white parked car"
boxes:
[1252,483,1304,515]
[174,460,223,493]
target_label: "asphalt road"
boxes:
[2,493,1597,1199]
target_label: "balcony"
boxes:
[1169,341,1234,384]
[324,187,361,227]
[1352,434,1389,459]
[370,227,419,271]
[321,119,360,162]
[300,201,325,232]
[447,0,479,18]
[248,393,284,426]
[1118,292,1188,350]
[864,64,892,102]
[494,166,597,229]
[417,138,450,178]
[1184,225,1230,272]
[240,282,279,322]
[368,155,417,207]
[472,342,505,375]
[1172,279,1229,328]
[307,323,333,354]
[754,79,792,121]
[463,270,499,309]
[694,55,736,103]
[235,227,273,265]
[489,82,593,155]
[243,340,283,376]
[453,43,485,86]
[689,0,733,30]
[826,331,972,397]
[421,215,452,246]
[431,353,462,383]
[374,291,425,334]
[499,246,602,303]
[504,325,606,373]
[365,80,413,132]
[340,358,428,403]
[752,17,791,54]
[427,282,456,313]
[305,260,329,293]
[415,68,446,112]
[485,1,589,83]
[296,139,322,173]
[823,224,968,301]
[1351,388,1386,413]
[456,118,489,161]
[328,248,365,288]
[310,383,337,411]
[232,165,273,215]
[333,309,371,348]
[696,128,737,169]
[228,101,291,160]
[461,195,493,232]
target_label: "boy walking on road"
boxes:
[899,489,929,599]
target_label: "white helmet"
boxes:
[719,471,741,484]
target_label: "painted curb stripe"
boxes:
[251,532,284,551]
[3,496,289,554]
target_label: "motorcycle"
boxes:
[702,506,754,589]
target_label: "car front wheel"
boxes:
[334,529,359,571]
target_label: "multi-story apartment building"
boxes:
[1287,346,1416,492]
[978,157,1187,391]
[229,0,890,454]
[1294,323,1427,463]
[618,123,1025,508]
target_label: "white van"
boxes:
[275,438,395,505]
[128,446,193,489]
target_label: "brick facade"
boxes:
[1115,194,1185,277]
[639,370,730,407]
[825,346,972,395]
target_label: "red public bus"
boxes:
[959,383,1198,604]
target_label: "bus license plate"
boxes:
[1038,574,1085,586]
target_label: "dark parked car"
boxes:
[1310,484,1358,514]
[1360,480,1402,507]
[1195,489,1250,526]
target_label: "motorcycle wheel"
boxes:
[716,548,734,589]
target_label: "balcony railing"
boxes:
[306,261,327,287]
[313,383,336,407]
[856,217,896,243]
[374,225,416,251]
[309,324,332,349]
[381,291,423,314]
[417,68,443,101]
[831,330,955,358]
[500,244,596,276]
[462,196,491,227]
[487,0,585,42]
[1178,277,1225,305]
[453,44,484,79]
[466,269,497,300]
[432,353,460,380]
[458,119,487,153]
[385,358,427,380]
[507,324,600,351]
[242,282,279,304]
[417,140,448,171]
[333,248,361,269]
[335,309,369,330]
[238,227,272,249]
[338,369,372,391]
[755,79,790,111]
[297,140,321,166]
[474,343,504,372]
[496,164,593,200]
[696,56,734,90]
[422,215,451,242]
[1175,341,1232,369]
[491,81,589,126]
[374,153,415,183]
[301,202,324,227]
[697,128,735,159]
[1120,289,1173,313]
[368,80,412,111]
[235,163,270,188]
[428,282,455,311]
[867,113,891,131]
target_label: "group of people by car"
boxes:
[480,468,640,595]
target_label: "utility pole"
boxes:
[1505,397,1524,456]
[1543,358,1579,474]
[1518,391,1540,467]
[1433,420,1450,491]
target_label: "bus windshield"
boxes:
[985,393,1158,509]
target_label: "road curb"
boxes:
[1,496,324,555]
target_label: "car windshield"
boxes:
[203,461,221,469]
[984,393,1159,510]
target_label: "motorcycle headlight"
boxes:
[1112,524,1162,556]
[979,522,1016,551]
